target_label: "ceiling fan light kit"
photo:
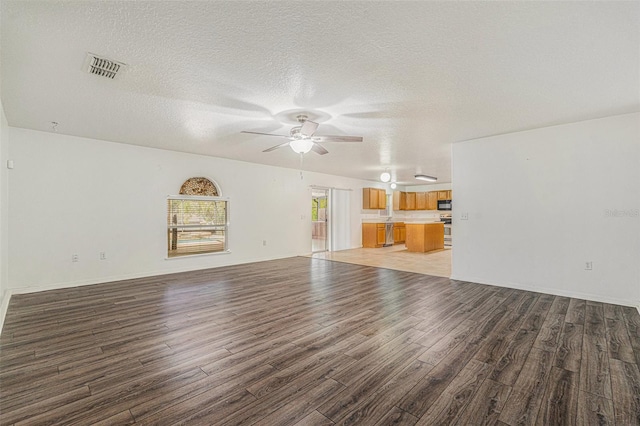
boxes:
[415,174,437,182]
[380,172,391,183]
[240,113,363,156]
[289,139,314,154]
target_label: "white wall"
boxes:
[6,127,368,294]
[406,183,452,193]
[452,113,640,308]
[0,100,9,327]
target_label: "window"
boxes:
[167,196,228,257]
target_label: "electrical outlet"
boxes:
[262,240,267,246]
[72,254,79,262]
[585,261,593,270]
[100,252,107,260]
[461,212,469,220]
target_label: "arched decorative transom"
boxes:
[179,177,219,196]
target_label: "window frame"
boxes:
[166,195,230,259]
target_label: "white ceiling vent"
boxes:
[83,53,126,79]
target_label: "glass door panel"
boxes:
[311,189,329,252]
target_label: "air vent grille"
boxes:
[83,53,126,79]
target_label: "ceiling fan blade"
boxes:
[311,135,363,143]
[300,120,319,137]
[311,143,329,155]
[241,131,289,138]
[262,141,291,152]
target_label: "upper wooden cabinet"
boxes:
[437,191,449,200]
[393,191,407,211]
[363,188,386,210]
[393,189,451,210]
[399,192,407,210]
[416,192,427,210]
[405,192,416,210]
[427,191,438,210]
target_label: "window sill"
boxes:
[165,249,231,260]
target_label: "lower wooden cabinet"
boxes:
[362,223,386,248]
[364,223,405,247]
[393,222,406,244]
[376,225,385,246]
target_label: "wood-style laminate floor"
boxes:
[1,257,639,425]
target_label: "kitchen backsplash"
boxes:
[360,210,442,221]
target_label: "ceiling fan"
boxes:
[241,114,363,155]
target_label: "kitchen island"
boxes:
[405,222,444,252]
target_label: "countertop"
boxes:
[362,219,441,224]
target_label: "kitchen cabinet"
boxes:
[393,191,400,211]
[394,190,450,210]
[416,192,427,210]
[405,223,444,252]
[427,191,438,210]
[405,192,416,210]
[363,188,386,210]
[393,191,408,211]
[362,223,386,248]
[437,191,450,200]
[393,222,406,243]
[377,224,386,245]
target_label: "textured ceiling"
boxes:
[1,1,638,184]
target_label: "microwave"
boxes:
[438,199,452,211]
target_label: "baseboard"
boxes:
[8,254,298,296]
[450,274,638,309]
[0,289,11,336]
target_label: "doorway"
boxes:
[311,188,329,253]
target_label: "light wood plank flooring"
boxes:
[310,245,452,278]
[1,257,639,425]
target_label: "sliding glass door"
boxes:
[311,189,329,253]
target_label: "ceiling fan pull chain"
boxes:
[300,153,304,180]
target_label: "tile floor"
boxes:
[309,244,452,277]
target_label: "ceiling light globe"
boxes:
[290,139,314,154]
[380,172,391,182]
[390,183,397,189]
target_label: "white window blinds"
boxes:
[167,196,229,257]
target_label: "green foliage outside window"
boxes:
[311,197,327,221]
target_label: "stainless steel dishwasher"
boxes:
[383,222,394,247]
